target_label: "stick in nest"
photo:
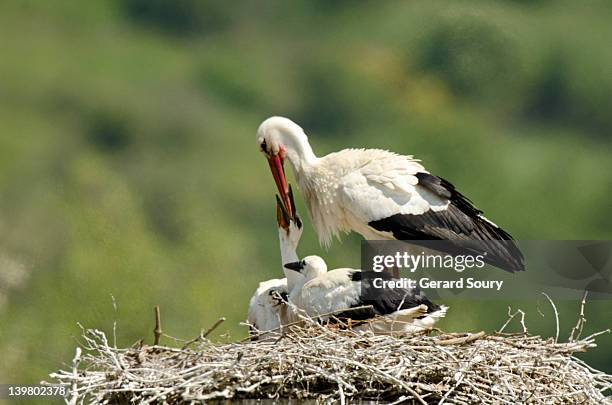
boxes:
[153,305,162,346]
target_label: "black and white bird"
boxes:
[256,116,524,272]
[284,255,447,333]
[247,195,304,336]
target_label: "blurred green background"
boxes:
[0,0,611,385]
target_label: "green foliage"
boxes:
[120,0,232,36]
[86,108,134,153]
[0,0,610,385]
[417,16,517,98]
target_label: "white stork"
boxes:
[256,116,524,272]
[247,195,304,337]
[284,255,447,333]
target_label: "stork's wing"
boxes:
[334,271,441,321]
[298,272,360,318]
[338,154,524,272]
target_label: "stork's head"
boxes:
[284,255,327,281]
[256,116,315,219]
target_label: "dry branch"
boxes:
[153,305,162,346]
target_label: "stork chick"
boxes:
[285,255,447,333]
[247,190,303,338]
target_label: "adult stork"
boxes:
[247,193,303,337]
[284,255,447,333]
[256,116,524,272]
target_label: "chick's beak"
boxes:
[284,261,304,272]
[276,184,301,231]
[276,194,290,230]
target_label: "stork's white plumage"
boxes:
[246,199,304,337]
[256,116,524,272]
[284,255,447,333]
[246,277,289,334]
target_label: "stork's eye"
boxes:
[260,139,268,154]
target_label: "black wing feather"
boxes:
[369,172,525,272]
[333,270,440,323]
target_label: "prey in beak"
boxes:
[267,153,293,220]
[276,184,301,231]
[284,260,305,272]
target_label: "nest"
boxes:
[49,308,612,405]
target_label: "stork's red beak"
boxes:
[268,154,293,219]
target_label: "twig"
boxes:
[541,293,559,342]
[436,331,486,346]
[110,294,118,349]
[68,347,81,405]
[497,307,527,334]
[153,305,162,346]
[569,291,588,342]
[181,317,226,349]
[202,317,226,339]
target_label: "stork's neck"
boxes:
[290,149,360,247]
[279,230,302,292]
[284,135,318,175]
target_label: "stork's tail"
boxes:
[355,305,449,334]
[393,304,448,332]
[410,305,448,331]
